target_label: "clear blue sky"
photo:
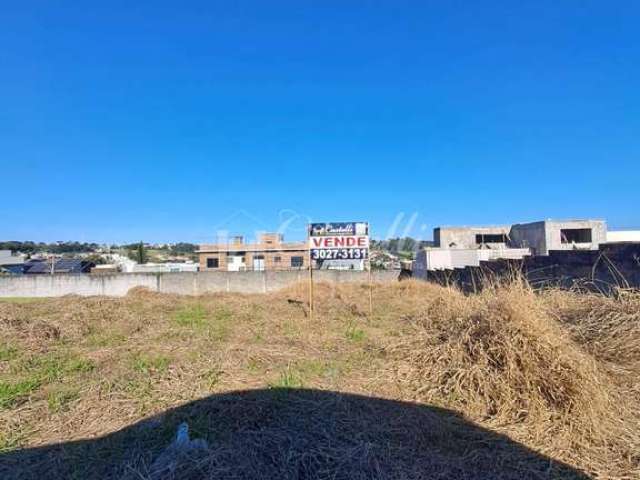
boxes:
[1,1,638,243]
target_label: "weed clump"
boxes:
[390,282,640,478]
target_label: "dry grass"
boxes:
[0,281,638,479]
[388,281,640,479]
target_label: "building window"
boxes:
[274,256,281,263]
[561,228,592,244]
[291,256,304,268]
[206,258,219,268]
[252,254,265,271]
[475,234,508,244]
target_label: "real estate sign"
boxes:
[308,222,369,266]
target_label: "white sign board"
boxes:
[308,222,369,268]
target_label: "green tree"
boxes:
[170,243,197,254]
[127,242,148,264]
[401,237,416,252]
[85,254,108,265]
[136,242,148,264]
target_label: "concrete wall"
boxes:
[0,270,400,298]
[606,231,640,242]
[0,274,159,298]
[424,242,640,294]
[132,263,199,273]
[509,221,547,255]
[413,247,530,278]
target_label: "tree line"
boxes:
[0,241,198,255]
[0,241,100,254]
[370,237,434,254]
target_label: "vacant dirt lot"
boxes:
[1,281,639,479]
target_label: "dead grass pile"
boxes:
[389,281,640,478]
[543,289,640,374]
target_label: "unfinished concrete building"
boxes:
[415,219,607,276]
[509,219,607,256]
[434,226,511,249]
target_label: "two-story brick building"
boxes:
[198,233,307,271]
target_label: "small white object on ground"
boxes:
[149,422,209,478]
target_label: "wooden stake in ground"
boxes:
[368,224,373,315]
[368,254,373,315]
[308,229,314,319]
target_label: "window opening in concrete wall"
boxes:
[561,228,592,244]
[475,234,508,244]
[207,258,219,268]
[291,256,304,268]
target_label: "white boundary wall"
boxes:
[413,248,531,279]
[0,270,399,298]
[607,231,640,242]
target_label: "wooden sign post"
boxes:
[307,222,370,319]
[308,239,314,319]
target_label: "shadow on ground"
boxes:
[1,388,590,480]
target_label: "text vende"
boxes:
[309,236,369,248]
